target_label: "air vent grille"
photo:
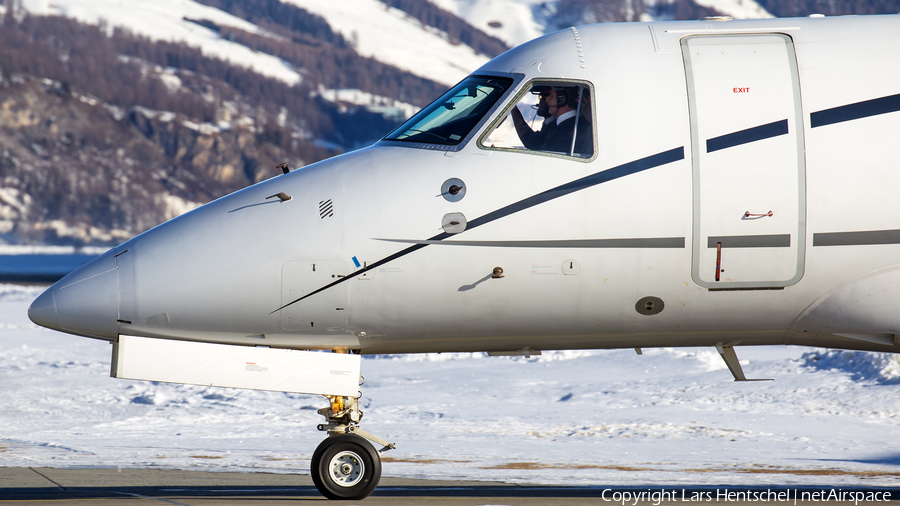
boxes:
[319,199,334,219]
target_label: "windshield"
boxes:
[384,76,513,146]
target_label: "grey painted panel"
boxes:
[378,237,686,248]
[813,229,900,246]
[707,234,791,248]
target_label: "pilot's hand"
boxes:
[511,106,528,131]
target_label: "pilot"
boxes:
[541,86,592,155]
[511,86,592,156]
[510,85,557,150]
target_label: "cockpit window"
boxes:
[481,81,594,158]
[384,76,513,146]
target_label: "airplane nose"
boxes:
[27,287,59,330]
[28,249,120,339]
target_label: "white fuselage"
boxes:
[29,15,900,356]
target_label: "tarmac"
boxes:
[2,467,900,506]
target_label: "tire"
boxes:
[310,434,382,500]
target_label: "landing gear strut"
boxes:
[311,395,394,500]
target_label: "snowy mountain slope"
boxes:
[16,0,490,88]
[429,0,774,47]
[0,2,462,247]
[281,0,490,86]
[690,0,773,19]
[428,0,548,46]
[18,0,304,85]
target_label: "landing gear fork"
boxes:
[317,395,395,453]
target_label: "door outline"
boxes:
[682,33,807,289]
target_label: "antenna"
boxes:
[277,162,290,175]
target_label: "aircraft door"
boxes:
[683,34,806,289]
[281,260,349,331]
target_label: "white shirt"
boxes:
[555,110,577,125]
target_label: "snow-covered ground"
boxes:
[0,245,106,256]
[3,282,900,486]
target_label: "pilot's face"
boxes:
[536,89,557,118]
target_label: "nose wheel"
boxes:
[311,394,393,500]
[311,434,382,500]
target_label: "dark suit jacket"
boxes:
[540,115,593,156]
[513,110,555,150]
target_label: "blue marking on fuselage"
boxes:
[706,119,789,153]
[811,93,900,128]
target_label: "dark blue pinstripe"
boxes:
[811,93,900,128]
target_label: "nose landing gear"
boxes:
[311,395,394,500]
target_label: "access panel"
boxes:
[281,260,349,331]
[683,34,806,289]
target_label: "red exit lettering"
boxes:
[733,87,750,93]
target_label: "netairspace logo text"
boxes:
[600,489,891,506]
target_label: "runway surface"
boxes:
[2,468,899,506]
